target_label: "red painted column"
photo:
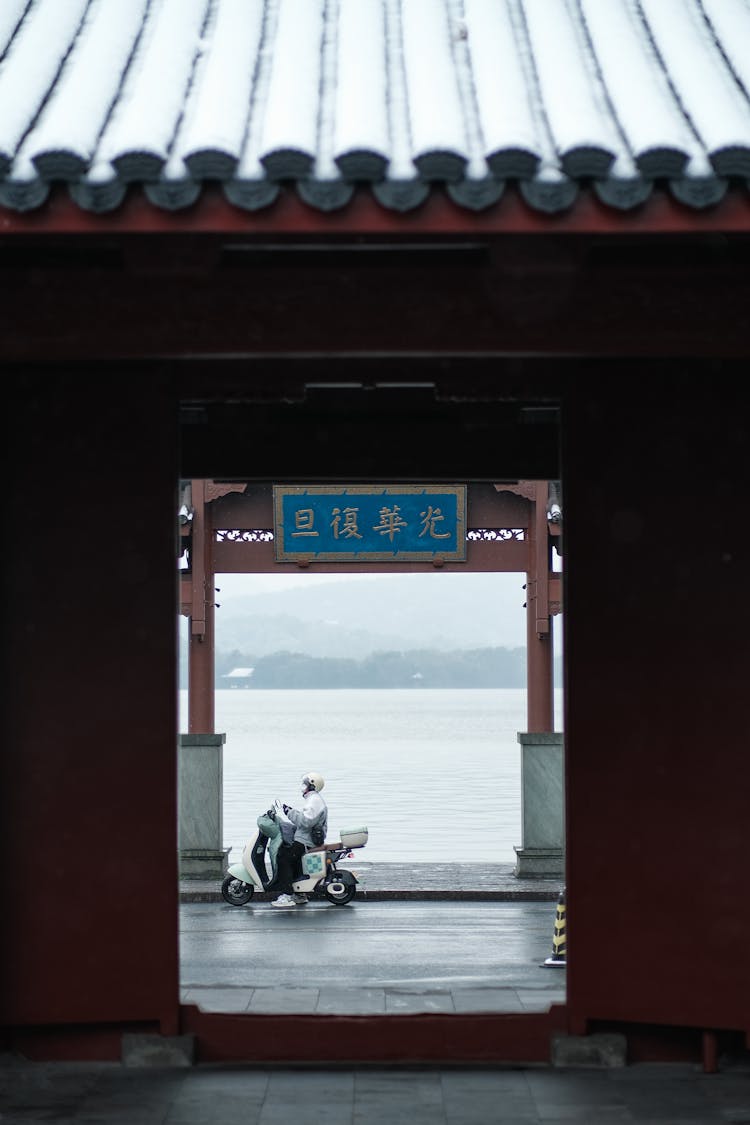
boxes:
[526,481,554,732]
[188,479,215,733]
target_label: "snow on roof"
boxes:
[0,0,749,216]
[223,667,255,678]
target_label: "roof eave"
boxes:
[2,182,750,237]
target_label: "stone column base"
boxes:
[513,846,564,879]
[123,1033,196,1067]
[514,731,564,879]
[179,847,230,879]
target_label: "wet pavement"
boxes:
[180,862,566,1017]
[179,900,567,1015]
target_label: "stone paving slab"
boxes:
[180,985,566,1016]
[181,863,563,902]
[3,1057,750,1124]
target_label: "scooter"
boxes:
[221,804,368,907]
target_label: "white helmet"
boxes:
[301,771,325,794]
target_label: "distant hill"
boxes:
[215,646,531,689]
[179,573,564,687]
[210,573,531,658]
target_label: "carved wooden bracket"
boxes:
[205,482,247,503]
[494,481,536,502]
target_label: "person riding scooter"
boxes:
[271,771,328,909]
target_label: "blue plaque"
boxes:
[273,485,467,562]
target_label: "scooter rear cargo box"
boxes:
[340,827,368,849]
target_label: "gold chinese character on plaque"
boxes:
[291,508,319,537]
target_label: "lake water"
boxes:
[179,688,564,865]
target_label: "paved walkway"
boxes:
[180,862,563,902]
[179,865,566,1017]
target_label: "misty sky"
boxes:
[215,557,561,600]
[215,572,435,597]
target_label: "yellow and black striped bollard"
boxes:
[543,887,566,967]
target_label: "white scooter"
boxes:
[221,804,368,907]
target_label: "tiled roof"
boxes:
[1,0,750,217]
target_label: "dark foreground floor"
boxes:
[3,1055,750,1124]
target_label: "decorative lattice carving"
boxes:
[215,529,275,542]
[466,528,525,541]
[215,528,525,544]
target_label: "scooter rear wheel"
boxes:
[221,874,255,906]
[324,879,356,906]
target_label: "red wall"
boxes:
[0,374,180,1037]
[1,282,748,1060]
[564,373,750,1038]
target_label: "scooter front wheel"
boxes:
[221,874,255,906]
[324,879,356,906]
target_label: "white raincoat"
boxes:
[286,789,328,848]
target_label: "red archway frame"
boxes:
[180,479,562,733]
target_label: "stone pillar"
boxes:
[178,733,230,878]
[514,732,564,878]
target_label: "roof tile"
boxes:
[0,0,747,216]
